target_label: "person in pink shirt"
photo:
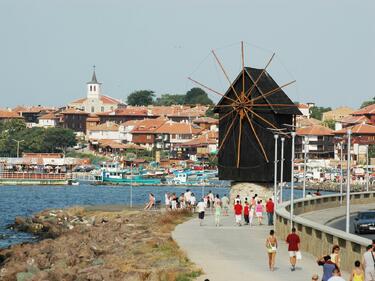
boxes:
[255,200,264,225]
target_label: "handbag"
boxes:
[296,251,302,260]
[267,239,277,252]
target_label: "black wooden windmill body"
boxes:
[189,42,302,183]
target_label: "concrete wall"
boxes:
[275,192,375,271]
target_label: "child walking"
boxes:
[349,260,364,281]
[244,201,250,225]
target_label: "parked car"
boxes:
[353,211,375,234]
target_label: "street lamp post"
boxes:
[345,130,352,233]
[340,142,344,205]
[130,163,133,208]
[12,139,24,158]
[280,137,285,203]
[290,132,296,229]
[366,144,369,192]
[274,134,279,207]
[302,136,309,198]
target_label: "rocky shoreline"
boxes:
[0,207,200,281]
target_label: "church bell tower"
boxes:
[87,66,101,99]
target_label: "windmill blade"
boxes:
[247,108,289,138]
[237,113,243,168]
[211,50,242,102]
[214,111,238,159]
[241,41,246,99]
[219,109,236,121]
[188,77,238,105]
[245,53,275,99]
[244,109,269,163]
[247,80,296,104]
[250,103,299,107]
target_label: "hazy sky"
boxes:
[0,0,374,108]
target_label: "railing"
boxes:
[0,172,68,180]
[275,191,375,271]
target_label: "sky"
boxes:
[0,0,374,109]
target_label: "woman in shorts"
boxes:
[265,229,278,271]
[256,200,264,225]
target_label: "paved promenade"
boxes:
[173,212,349,281]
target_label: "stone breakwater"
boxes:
[0,207,201,281]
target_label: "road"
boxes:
[328,213,375,240]
[173,212,349,281]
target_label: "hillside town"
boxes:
[0,69,375,185]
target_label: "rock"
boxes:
[230,182,273,204]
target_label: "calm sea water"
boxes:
[0,183,332,249]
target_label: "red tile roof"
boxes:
[155,121,203,134]
[39,113,59,120]
[0,110,23,119]
[61,108,88,115]
[335,123,375,135]
[179,133,217,147]
[297,125,334,136]
[340,115,371,125]
[71,95,123,105]
[352,104,375,115]
[193,117,219,125]
[98,107,148,116]
[131,117,167,134]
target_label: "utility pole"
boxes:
[346,130,352,233]
[12,139,24,158]
[302,136,309,198]
[290,132,296,229]
[340,142,343,205]
[366,144,369,192]
[280,137,285,203]
[274,134,279,207]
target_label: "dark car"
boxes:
[353,211,375,234]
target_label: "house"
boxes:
[296,125,334,159]
[13,106,55,127]
[87,122,123,142]
[322,106,354,122]
[0,110,23,122]
[335,114,371,131]
[130,117,168,150]
[97,107,149,124]
[178,131,218,161]
[61,108,88,133]
[119,120,141,143]
[334,123,375,164]
[38,113,59,128]
[192,117,218,131]
[296,117,321,128]
[69,69,126,113]
[154,121,203,158]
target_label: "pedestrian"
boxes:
[249,201,255,226]
[349,260,364,281]
[306,192,313,198]
[327,268,345,281]
[171,193,177,210]
[256,200,264,225]
[265,229,278,271]
[221,194,229,216]
[214,195,222,227]
[286,227,300,271]
[244,201,250,225]
[208,190,214,212]
[197,198,206,226]
[234,200,243,226]
[184,189,192,207]
[331,245,341,269]
[165,192,171,211]
[317,255,338,281]
[266,198,275,226]
[190,193,196,212]
[144,193,155,210]
[362,244,375,281]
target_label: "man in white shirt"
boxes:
[221,194,230,216]
[197,199,206,226]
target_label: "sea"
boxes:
[0,183,332,249]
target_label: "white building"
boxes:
[87,122,124,141]
[69,69,126,114]
[38,113,59,128]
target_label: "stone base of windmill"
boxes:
[230,182,273,204]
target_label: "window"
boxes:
[94,86,96,91]
[91,106,95,113]
[90,85,92,91]
[101,106,104,112]
[146,135,151,140]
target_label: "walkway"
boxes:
[173,212,349,281]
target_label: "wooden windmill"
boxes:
[189,42,302,182]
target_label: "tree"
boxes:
[322,119,335,130]
[184,88,213,105]
[360,97,375,109]
[310,106,332,120]
[43,128,76,154]
[205,106,218,119]
[154,94,185,106]
[127,90,155,106]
